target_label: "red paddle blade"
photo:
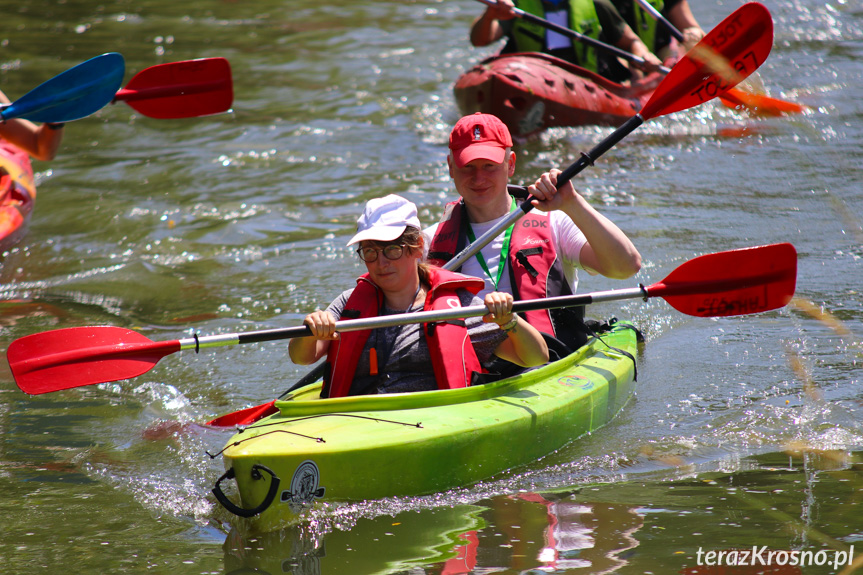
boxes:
[641,3,774,119]
[648,243,797,317]
[719,88,807,116]
[7,326,180,395]
[114,57,233,119]
[206,400,279,428]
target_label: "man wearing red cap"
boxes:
[426,112,641,351]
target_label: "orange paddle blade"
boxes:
[719,88,807,116]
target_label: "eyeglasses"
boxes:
[356,244,406,263]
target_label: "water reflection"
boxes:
[222,494,647,574]
[472,494,644,573]
[219,448,863,575]
[223,504,485,575]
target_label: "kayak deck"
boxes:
[217,321,640,532]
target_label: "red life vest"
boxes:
[427,199,573,336]
[322,267,486,398]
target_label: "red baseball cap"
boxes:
[449,113,513,168]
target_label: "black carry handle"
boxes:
[212,464,280,518]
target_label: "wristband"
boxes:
[500,314,519,333]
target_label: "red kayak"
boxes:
[0,141,36,250]
[453,52,664,138]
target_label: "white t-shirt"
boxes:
[424,209,588,299]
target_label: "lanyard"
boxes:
[465,197,516,290]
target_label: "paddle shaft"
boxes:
[179,263,790,352]
[180,288,640,352]
[633,0,686,42]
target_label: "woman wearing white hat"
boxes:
[289,194,548,397]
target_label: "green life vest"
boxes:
[631,0,664,53]
[511,0,601,73]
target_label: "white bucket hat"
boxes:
[347,194,422,246]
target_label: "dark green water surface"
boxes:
[1,0,861,573]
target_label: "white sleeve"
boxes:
[422,222,438,260]
[551,211,587,269]
[550,211,586,293]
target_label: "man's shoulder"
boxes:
[423,199,464,239]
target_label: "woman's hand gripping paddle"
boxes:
[7,243,797,397]
[453,2,775,270]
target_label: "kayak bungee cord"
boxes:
[205,413,424,459]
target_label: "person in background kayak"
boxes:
[288,194,549,397]
[0,89,64,161]
[609,0,704,60]
[425,112,641,352]
[470,0,663,83]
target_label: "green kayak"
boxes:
[213,321,640,533]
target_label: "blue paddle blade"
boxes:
[0,52,125,123]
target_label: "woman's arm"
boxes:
[484,291,549,367]
[288,310,336,365]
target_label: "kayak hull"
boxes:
[0,142,35,250]
[453,52,660,138]
[218,321,640,533]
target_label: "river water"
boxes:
[1,0,861,573]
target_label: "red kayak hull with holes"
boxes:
[453,52,662,138]
[0,141,36,250]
